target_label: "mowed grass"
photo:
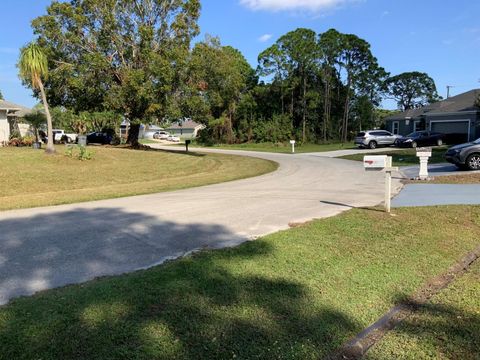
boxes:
[429,172,480,184]
[340,147,448,166]
[367,260,480,359]
[0,206,479,359]
[188,141,355,153]
[0,146,277,211]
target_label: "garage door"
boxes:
[430,121,469,143]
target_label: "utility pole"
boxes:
[446,85,455,98]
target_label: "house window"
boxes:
[392,121,399,135]
[413,121,420,132]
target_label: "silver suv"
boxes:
[354,130,401,149]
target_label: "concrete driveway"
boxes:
[0,147,401,305]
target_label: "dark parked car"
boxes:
[86,131,114,145]
[396,131,446,148]
[445,138,480,170]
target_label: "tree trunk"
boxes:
[323,74,331,142]
[342,95,350,143]
[39,81,55,154]
[290,88,294,118]
[342,74,352,143]
[127,123,140,147]
[281,85,284,116]
[302,75,307,143]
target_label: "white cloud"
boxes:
[258,34,273,42]
[381,10,390,18]
[240,0,356,13]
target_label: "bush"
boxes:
[22,136,35,146]
[64,145,94,161]
[7,138,23,147]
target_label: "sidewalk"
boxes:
[392,184,480,207]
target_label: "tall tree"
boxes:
[337,33,384,142]
[384,72,440,110]
[275,28,318,142]
[18,43,55,153]
[257,44,289,114]
[31,0,201,145]
[0,89,3,100]
[318,29,342,141]
[186,37,255,143]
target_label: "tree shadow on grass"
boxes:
[375,301,480,359]
[0,207,361,359]
[362,300,480,359]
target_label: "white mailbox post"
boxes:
[364,155,398,213]
[290,140,296,153]
[416,147,432,180]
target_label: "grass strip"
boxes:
[0,146,277,211]
[183,142,356,153]
[0,206,478,359]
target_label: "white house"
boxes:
[0,100,21,146]
[166,120,205,139]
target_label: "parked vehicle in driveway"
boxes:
[167,135,180,142]
[52,129,78,144]
[153,131,170,140]
[445,138,480,170]
[354,130,401,149]
[397,131,446,148]
[86,131,114,145]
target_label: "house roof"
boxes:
[386,89,480,120]
[0,100,21,112]
[167,120,204,130]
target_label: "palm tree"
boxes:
[18,43,55,154]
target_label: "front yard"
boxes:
[0,146,277,211]
[0,205,478,359]
[183,141,355,153]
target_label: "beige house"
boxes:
[0,100,33,145]
[0,100,20,146]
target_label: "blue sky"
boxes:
[1,0,479,109]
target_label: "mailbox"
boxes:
[363,155,388,171]
[290,140,296,145]
[416,147,432,158]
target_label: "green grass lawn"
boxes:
[139,139,158,145]
[0,145,277,211]
[366,259,480,359]
[428,173,480,184]
[0,206,478,359]
[185,141,355,153]
[340,146,448,166]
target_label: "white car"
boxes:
[153,131,170,140]
[52,129,78,143]
[167,135,180,142]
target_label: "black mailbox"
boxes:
[185,139,191,152]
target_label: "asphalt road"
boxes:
[0,147,402,305]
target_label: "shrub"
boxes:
[22,136,35,146]
[64,145,94,161]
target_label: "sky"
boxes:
[0,0,479,109]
